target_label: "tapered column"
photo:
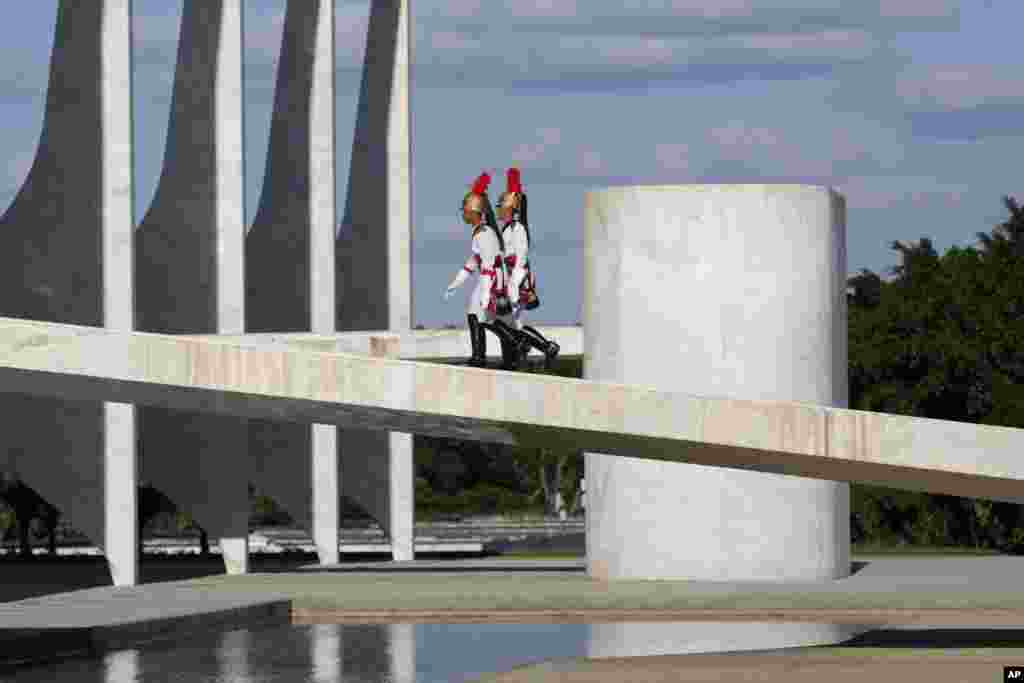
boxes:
[0,1,136,585]
[101,0,137,591]
[337,0,414,562]
[245,0,338,564]
[134,0,248,575]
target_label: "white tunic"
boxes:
[502,221,530,294]
[462,224,505,319]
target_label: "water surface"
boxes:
[4,621,867,682]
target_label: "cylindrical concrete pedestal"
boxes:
[584,184,849,582]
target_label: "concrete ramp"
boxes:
[1,316,1023,504]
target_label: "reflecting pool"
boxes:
[3,621,870,682]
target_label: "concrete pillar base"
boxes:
[220,536,249,575]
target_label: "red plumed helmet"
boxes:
[470,172,491,195]
[506,167,522,194]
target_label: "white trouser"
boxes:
[467,281,495,322]
[496,306,524,330]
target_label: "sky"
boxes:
[1,1,1023,329]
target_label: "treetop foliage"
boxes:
[848,195,1024,427]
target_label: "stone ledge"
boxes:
[0,599,291,668]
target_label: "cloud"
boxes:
[429,30,483,52]
[411,13,899,93]
[718,28,880,61]
[244,5,285,55]
[907,105,1024,141]
[509,128,563,166]
[894,63,1024,110]
[878,0,961,19]
[438,0,960,39]
[836,175,974,211]
[654,143,691,172]
[576,146,607,175]
[2,147,35,190]
[508,0,581,19]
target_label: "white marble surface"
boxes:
[583,184,849,581]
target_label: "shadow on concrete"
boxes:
[0,551,547,602]
[0,554,319,603]
[845,628,1024,648]
[291,560,584,574]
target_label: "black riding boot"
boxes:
[521,325,560,368]
[467,314,486,367]
[489,319,529,370]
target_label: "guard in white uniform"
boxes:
[493,167,559,367]
[444,172,516,367]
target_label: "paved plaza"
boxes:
[3,555,1024,668]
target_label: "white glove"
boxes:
[444,286,457,301]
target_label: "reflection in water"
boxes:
[218,628,251,679]
[10,620,870,682]
[310,623,341,683]
[103,650,138,682]
[587,622,868,658]
[389,624,416,683]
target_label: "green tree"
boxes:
[848,196,1024,553]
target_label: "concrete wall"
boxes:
[335,0,414,560]
[583,184,850,582]
[133,0,250,574]
[0,1,137,585]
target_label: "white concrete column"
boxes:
[388,0,415,564]
[0,1,138,584]
[584,184,850,582]
[389,433,414,561]
[309,0,336,333]
[244,0,338,565]
[217,0,247,575]
[388,0,412,332]
[133,0,250,577]
[310,0,339,567]
[312,425,339,564]
[337,0,414,562]
[217,0,245,336]
[101,0,137,588]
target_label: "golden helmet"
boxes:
[463,172,491,215]
[499,167,523,213]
